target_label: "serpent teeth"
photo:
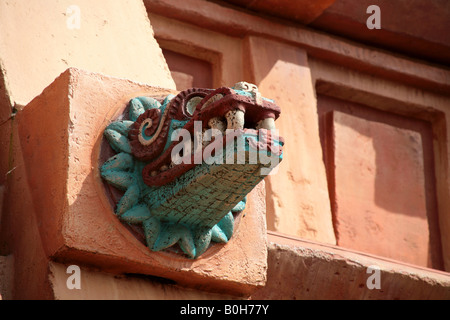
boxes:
[202,128,209,147]
[225,110,245,130]
[208,117,226,133]
[256,118,276,130]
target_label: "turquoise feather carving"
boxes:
[100,83,283,258]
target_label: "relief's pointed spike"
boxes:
[120,204,151,224]
[231,196,247,213]
[129,98,145,122]
[162,94,176,108]
[104,129,131,154]
[211,225,228,243]
[101,152,134,172]
[116,184,140,216]
[143,217,161,249]
[179,228,196,259]
[106,120,134,136]
[152,224,182,252]
[193,227,212,258]
[101,170,134,191]
[137,96,162,111]
[217,211,234,241]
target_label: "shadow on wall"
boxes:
[317,94,444,270]
[241,36,337,245]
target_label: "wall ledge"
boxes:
[250,231,450,299]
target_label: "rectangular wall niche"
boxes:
[318,94,444,270]
[161,48,213,91]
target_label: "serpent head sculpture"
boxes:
[100,82,283,258]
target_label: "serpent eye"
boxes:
[185,96,203,116]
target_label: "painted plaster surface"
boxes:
[0,0,175,109]
[49,262,234,300]
[311,59,450,271]
[245,36,336,244]
[328,111,433,268]
[310,0,450,65]
[252,236,450,300]
[146,0,450,95]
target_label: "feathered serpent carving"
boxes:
[100,82,283,258]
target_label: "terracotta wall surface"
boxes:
[1,0,449,300]
[49,262,235,300]
[251,232,450,300]
[162,49,213,90]
[145,0,450,95]
[0,110,53,299]
[222,0,450,65]
[46,235,450,300]
[149,13,244,88]
[324,108,442,269]
[0,0,177,299]
[0,0,176,229]
[310,0,450,65]
[243,36,336,244]
[0,0,175,109]
[310,58,450,271]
